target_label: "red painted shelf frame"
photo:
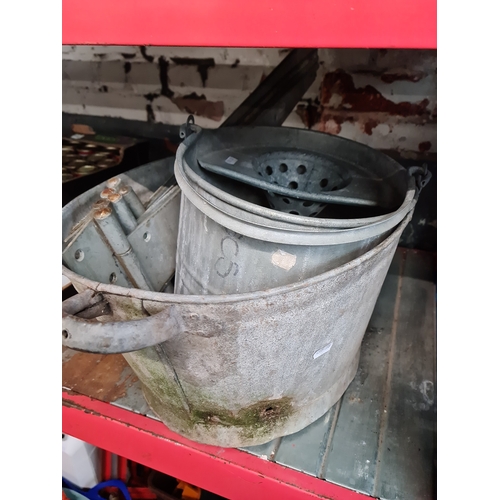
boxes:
[62,2,434,495]
[63,391,371,500]
[62,0,436,49]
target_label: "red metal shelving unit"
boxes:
[63,391,368,500]
[62,0,436,49]
[62,4,436,498]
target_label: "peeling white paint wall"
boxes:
[62,47,436,154]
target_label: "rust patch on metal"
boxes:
[172,93,224,122]
[94,206,112,220]
[296,69,433,138]
[364,118,379,135]
[108,192,122,203]
[62,348,138,403]
[322,120,342,135]
[295,101,322,129]
[320,70,430,116]
[418,141,432,152]
[107,177,122,190]
[297,105,385,136]
[72,124,95,135]
[93,199,110,210]
[296,103,350,134]
[100,188,116,200]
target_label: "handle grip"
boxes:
[62,289,182,354]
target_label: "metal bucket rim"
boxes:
[184,163,416,234]
[62,210,411,306]
[178,130,415,229]
[175,155,413,246]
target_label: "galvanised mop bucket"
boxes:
[173,125,425,294]
[62,135,428,447]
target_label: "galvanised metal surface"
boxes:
[179,126,420,229]
[62,248,436,499]
[63,167,180,293]
[126,185,180,291]
[197,147,392,210]
[179,157,418,234]
[174,125,424,294]
[63,216,405,447]
[62,151,417,447]
[62,171,412,448]
[108,192,138,234]
[119,184,146,218]
[63,214,134,289]
[173,192,388,294]
[93,207,154,291]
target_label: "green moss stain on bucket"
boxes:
[125,347,294,443]
[191,397,294,441]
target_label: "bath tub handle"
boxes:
[62,289,182,354]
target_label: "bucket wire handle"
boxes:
[62,288,182,354]
[179,115,200,139]
[408,164,432,197]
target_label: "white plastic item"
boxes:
[62,433,101,489]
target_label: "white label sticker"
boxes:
[71,134,85,140]
[271,249,297,271]
[225,156,238,165]
[313,342,333,360]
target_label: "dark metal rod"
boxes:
[221,49,319,128]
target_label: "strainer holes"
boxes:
[265,166,273,175]
[109,272,117,284]
[62,329,69,339]
[320,178,328,188]
[297,165,306,174]
[303,201,313,207]
[143,232,151,242]
[289,211,299,215]
[279,163,288,173]
[288,181,298,190]
[282,198,290,204]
